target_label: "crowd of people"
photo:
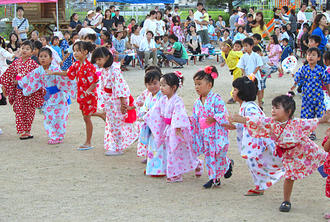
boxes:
[0,2,330,219]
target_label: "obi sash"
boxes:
[45,85,71,105]
[163,117,172,125]
[124,95,137,123]
[104,87,113,94]
[199,118,216,129]
[275,145,296,158]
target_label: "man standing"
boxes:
[229,10,239,38]
[297,3,307,26]
[113,9,125,27]
[194,3,209,45]
[12,6,29,42]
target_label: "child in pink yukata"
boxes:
[92,47,138,156]
[144,72,199,183]
[190,65,233,188]
[229,93,329,213]
[322,128,330,221]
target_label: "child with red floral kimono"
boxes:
[229,93,329,212]
[0,41,44,139]
[322,128,330,221]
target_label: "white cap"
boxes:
[87,10,94,15]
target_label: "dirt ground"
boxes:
[0,58,329,222]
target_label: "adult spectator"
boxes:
[164,34,188,68]
[12,6,29,42]
[143,10,157,36]
[139,31,158,68]
[172,5,181,19]
[289,9,297,36]
[102,9,114,32]
[311,14,328,52]
[69,13,82,32]
[251,12,270,38]
[113,9,125,27]
[280,6,289,25]
[109,5,116,18]
[323,8,330,23]
[194,3,209,45]
[6,33,20,53]
[297,3,307,25]
[249,7,256,19]
[130,25,143,50]
[155,11,166,37]
[216,15,226,36]
[229,10,239,37]
[186,25,202,61]
[84,10,95,28]
[113,30,132,71]
[92,7,103,33]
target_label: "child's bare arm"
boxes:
[86,82,98,94]
[46,70,67,76]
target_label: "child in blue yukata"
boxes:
[278,38,293,77]
[291,47,330,140]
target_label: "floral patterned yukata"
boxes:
[236,102,285,190]
[67,58,98,116]
[322,136,330,198]
[190,91,231,180]
[99,62,138,152]
[18,65,76,141]
[246,117,327,180]
[0,58,44,134]
[144,93,198,179]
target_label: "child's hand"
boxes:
[175,128,184,139]
[221,123,237,130]
[320,110,330,124]
[137,101,144,107]
[120,103,127,114]
[206,117,216,125]
[45,70,54,75]
[290,85,296,91]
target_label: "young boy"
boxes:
[278,38,293,77]
[300,23,310,57]
[245,14,254,35]
[252,33,264,52]
[237,37,263,107]
[31,40,42,64]
[291,47,330,140]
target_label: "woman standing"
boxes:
[311,14,328,53]
[69,13,82,32]
[251,12,270,38]
[102,9,114,32]
[155,11,166,37]
[289,9,297,37]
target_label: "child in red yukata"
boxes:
[323,128,330,221]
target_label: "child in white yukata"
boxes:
[18,48,75,144]
[229,93,329,212]
[144,72,199,183]
[237,37,263,108]
[91,47,138,156]
[224,75,285,195]
[190,66,233,188]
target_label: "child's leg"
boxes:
[283,178,294,202]
[83,114,93,146]
[91,112,106,121]
[257,90,263,107]
[23,97,36,134]
[13,97,25,135]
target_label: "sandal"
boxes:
[279,201,291,212]
[166,175,183,183]
[203,179,221,189]
[77,144,95,151]
[195,159,203,177]
[19,133,33,140]
[48,139,60,145]
[244,189,264,196]
[224,159,234,179]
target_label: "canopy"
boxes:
[96,0,174,3]
[0,0,57,3]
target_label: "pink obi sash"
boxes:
[162,117,172,125]
[199,118,216,129]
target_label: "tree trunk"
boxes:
[228,0,233,14]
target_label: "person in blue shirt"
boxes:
[51,36,63,60]
[311,14,328,53]
[291,47,330,140]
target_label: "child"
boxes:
[51,36,63,60]
[52,41,98,150]
[300,24,310,57]
[322,128,330,220]
[31,40,42,64]
[224,76,284,195]
[0,41,44,139]
[144,72,199,182]
[41,36,62,68]
[245,14,253,35]
[61,32,79,71]
[40,36,50,47]
[308,35,321,48]
[172,19,184,43]
[219,29,231,42]
[220,40,243,104]
[252,33,264,52]
[91,47,138,155]
[18,48,75,144]
[60,31,70,58]
[208,19,217,44]
[291,47,330,140]
[278,38,293,77]
[229,94,329,212]
[138,69,166,176]
[233,26,247,43]
[190,66,233,188]
[266,35,282,69]
[237,37,263,107]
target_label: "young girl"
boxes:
[190,66,232,188]
[266,35,282,69]
[224,76,284,195]
[219,29,231,42]
[144,72,199,182]
[51,36,63,60]
[51,41,98,150]
[18,48,75,144]
[172,18,184,43]
[91,47,138,156]
[229,94,329,212]
[0,41,44,139]
[220,40,243,104]
[233,26,246,43]
[322,128,330,221]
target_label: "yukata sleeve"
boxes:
[246,116,273,138]
[299,118,319,136]
[213,95,229,125]
[67,62,78,80]
[321,68,330,86]
[294,66,304,85]
[172,97,190,129]
[87,64,98,85]
[18,67,43,96]
[55,66,76,98]
[112,67,130,98]
[189,101,199,133]
[134,89,148,108]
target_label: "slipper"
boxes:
[48,139,60,145]
[19,133,31,140]
[173,66,183,69]
[77,144,94,151]
[279,201,291,212]
[244,189,264,196]
[166,175,183,183]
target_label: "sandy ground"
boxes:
[0,57,329,222]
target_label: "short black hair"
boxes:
[161,72,184,92]
[223,29,230,34]
[145,69,162,84]
[130,18,136,22]
[197,3,203,7]
[308,35,321,45]
[252,45,261,53]
[252,33,262,41]
[73,41,95,53]
[168,34,178,42]
[247,14,253,18]
[270,34,279,44]
[193,66,218,87]
[21,40,34,51]
[237,25,245,32]
[243,37,254,46]
[282,38,289,43]
[39,47,52,57]
[85,33,97,42]
[150,10,156,15]
[272,94,296,119]
[282,6,289,13]
[232,76,258,102]
[146,31,154,37]
[91,46,114,68]
[233,40,242,48]
[307,47,321,57]
[324,51,330,63]
[155,36,162,42]
[16,6,24,12]
[174,5,179,9]
[51,36,59,45]
[281,25,288,31]
[303,23,310,30]
[145,65,162,74]
[96,7,102,12]
[33,40,43,50]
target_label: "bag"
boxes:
[173,44,183,58]
[201,47,209,55]
[17,18,27,30]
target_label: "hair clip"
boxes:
[247,74,256,81]
[286,92,293,97]
[211,72,218,79]
[174,71,183,78]
[204,66,213,74]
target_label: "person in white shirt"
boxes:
[155,11,166,36]
[139,31,157,67]
[143,10,157,37]
[297,3,307,25]
[92,7,103,33]
[130,25,143,50]
[280,6,289,25]
[194,2,209,45]
[323,8,330,23]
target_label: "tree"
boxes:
[206,0,234,14]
